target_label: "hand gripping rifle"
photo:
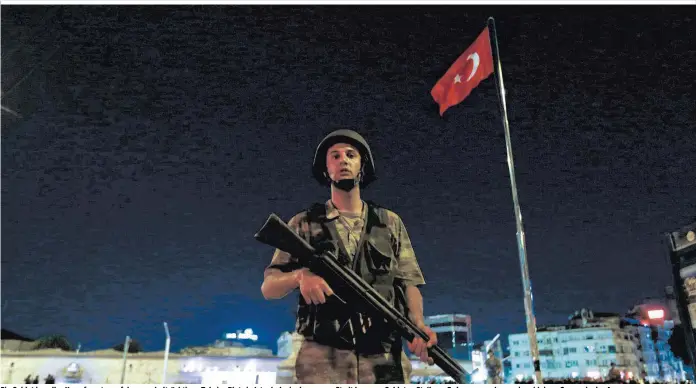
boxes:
[254,213,468,384]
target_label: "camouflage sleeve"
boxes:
[263,213,305,278]
[392,212,426,287]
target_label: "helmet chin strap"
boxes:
[328,171,363,192]
[331,177,360,192]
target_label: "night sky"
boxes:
[2,5,695,353]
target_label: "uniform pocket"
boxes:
[365,229,395,275]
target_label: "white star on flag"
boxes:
[453,74,462,83]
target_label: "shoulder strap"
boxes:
[364,200,389,226]
[306,202,326,222]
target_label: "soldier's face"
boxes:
[326,143,361,182]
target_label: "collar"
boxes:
[325,199,366,221]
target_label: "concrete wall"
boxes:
[1,340,37,352]
[0,349,469,384]
[0,351,284,384]
[1,351,184,384]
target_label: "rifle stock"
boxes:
[255,213,468,383]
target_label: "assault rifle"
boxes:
[254,213,468,384]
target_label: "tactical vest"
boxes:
[294,201,408,354]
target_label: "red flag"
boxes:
[431,27,494,116]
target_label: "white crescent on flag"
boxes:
[466,52,480,82]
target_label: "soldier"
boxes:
[485,349,503,384]
[607,362,621,382]
[261,129,437,383]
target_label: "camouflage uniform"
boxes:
[485,354,503,384]
[264,200,425,383]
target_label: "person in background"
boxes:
[485,349,503,384]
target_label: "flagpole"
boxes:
[487,17,543,383]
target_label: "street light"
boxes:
[120,336,131,384]
[485,334,501,354]
[162,322,171,384]
[648,310,665,320]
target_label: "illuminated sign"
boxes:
[224,328,258,341]
[647,309,664,320]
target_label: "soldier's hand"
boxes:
[408,322,437,365]
[296,268,334,304]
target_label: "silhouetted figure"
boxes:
[32,375,39,384]
[45,374,56,384]
[485,349,503,384]
[607,362,621,382]
[24,375,32,384]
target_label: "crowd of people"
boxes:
[23,374,55,384]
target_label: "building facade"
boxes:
[622,322,684,382]
[623,302,686,382]
[509,310,640,381]
[424,314,472,361]
[508,309,685,382]
[509,326,641,381]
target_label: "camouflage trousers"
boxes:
[487,376,502,384]
[295,339,412,383]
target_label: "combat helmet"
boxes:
[312,129,376,187]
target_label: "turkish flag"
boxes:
[431,27,494,116]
